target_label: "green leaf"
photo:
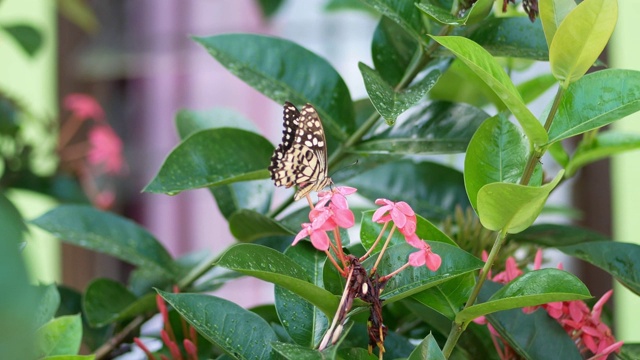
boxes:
[355,101,488,155]
[83,279,156,327]
[158,290,278,360]
[408,333,445,360]
[557,241,640,296]
[547,141,570,167]
[36,315,82,357]
[509,223,608,247]
[411,273,475,320]
[194,34,354,139]
[547,69,640,144]
[42,356,95,360]
[270,341,338,360]
[359,63,440,124]
[360,210,458,254]
[371,16,419,85]
[517,73,557,105]
[431,36,548,145]
[359,0,427,46]
[348,160,469,220]
[228,209,294,242]
[478,281,583,360]
[457,269,590,323]
[325,0,376,14]
[619,344,640,360]
[416,0,493,26]
[1,24,44,57]
[256,0,285,17]
[477,171,564,233]
[549,0,617,84]
[567,131,640,177]
[464,114,531,211]
[539,0,577,47]
[144,128,274,194]
[470,18,549,61]
[368,243,484,304]
[275,243,328,347]
[215,244,339,317]
[429,59,502,108]
[34,284,61,329]
[31,205,176,276]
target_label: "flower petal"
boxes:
[390,207,407,228]
[395,201,415,216]
[310,230,330,251]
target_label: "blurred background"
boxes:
[1,0,638,346]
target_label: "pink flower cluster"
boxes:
[372,199,441,271]
[475,250,622,360]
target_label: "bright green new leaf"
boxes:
[159,291,278,360]
[359,63,440,124]
[32,205,177,276]
[83,279,155,327]
[539,0,577,47]
[547,69,640,144]
[431,36,548,145]
[567,131,640,177]
[144,128,273,194]
[34,284,61,329]
[408,333,446,360]
[194,34,355,139]
[465,115,531,211]
[477,171,564,233]
[215,244,339,317]
[457,269,590,323]
[36,315,82,357]
[228,209,294,242]
[549,0,617,84]
[558,241,640,296]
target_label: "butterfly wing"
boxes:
[269,103,330,200]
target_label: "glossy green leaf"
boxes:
[36,315,82,357]
[478,281,583,360]
[34,284,61,329]
[215,244,339,316]
[270,341,339,360]
[228,209,294,242]
[547,69,640,144]
[144,128,273,194]
[509,223,608,247]
[470,18,549,61]
[517,73,557,105]
[408,333,445,360]
[539,0,577,47]
[361,210,458,254]
[158,291,277,360]
[371,16,419,85]
[194,34,354,139]
[477,171,564,233]
[83,279,156,327]
[276,243,328,347]
[2,24,44,57]
[348,160,469,220]
[31,205,177,276]
[557,241,640,296]
[411,273,475,320]
[359,0,427,46]
[567,131,640,176]
[465,115,531,211]
[355,101,488,155]
[549,0,617,84]
[359,63,440,124]
[431,36,548,145]
[457,269,590,323]
[367,243,484,304]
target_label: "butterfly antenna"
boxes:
[329,159,359,182]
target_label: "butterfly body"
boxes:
[269,102,331,200]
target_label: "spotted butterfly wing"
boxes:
[269,102,331,200]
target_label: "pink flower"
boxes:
[372,199,416,235]
[407,240,441,271]
[293,209,333,251]
[87,125,124,174]
[491,257,522,284]
[316,186,356,209]
[314,187,356,229]
[94,190,115,209]
[64,94,105,122]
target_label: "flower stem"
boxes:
[442,229,508,358]
[371,225,396,275]
[379,261,412,282]
[333,227,347,267]
[360,221,389,262]
[325,249,346,276]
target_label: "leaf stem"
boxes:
[95,315,146,359]
[442,229,508,358]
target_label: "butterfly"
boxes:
[268,102,332,201]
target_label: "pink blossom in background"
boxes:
[87,125,124,174]
[64,93,105,122]
[93,190,115,210]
